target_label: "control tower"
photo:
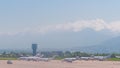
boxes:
[32,44,37,56]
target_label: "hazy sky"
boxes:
[0,0,120,49]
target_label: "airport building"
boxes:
[32,44,38,56]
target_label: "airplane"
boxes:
[80,57,90,60]
[80,55,111,61]
[18,56,51,62]
[93,56,105,61]
[92,54,111,61]
[38,58,51,62]
[62,58,77,63]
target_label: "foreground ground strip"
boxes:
[0,60,120,68]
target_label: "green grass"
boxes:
[107,58,120,61]
[54,57,64,60]
[0,57,17,60]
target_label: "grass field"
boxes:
[0,57,17,60]
[107,58,120,61]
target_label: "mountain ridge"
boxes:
[71,36,120,53]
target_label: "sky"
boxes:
[0,0,120,49]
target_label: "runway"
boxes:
[0,60,120,68]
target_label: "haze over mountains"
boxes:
[0,28,112,49]
[0,18,120,52]
[72,36,120,53]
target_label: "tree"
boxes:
[111,54,116,58]
[64,51,72,57]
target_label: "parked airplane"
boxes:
[19,56,51,62]
[80,57,90,60]
[80,55,111,61]
[62,58,77,63]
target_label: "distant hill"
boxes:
[71,36,120,53]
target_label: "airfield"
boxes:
[0,60,120,68]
